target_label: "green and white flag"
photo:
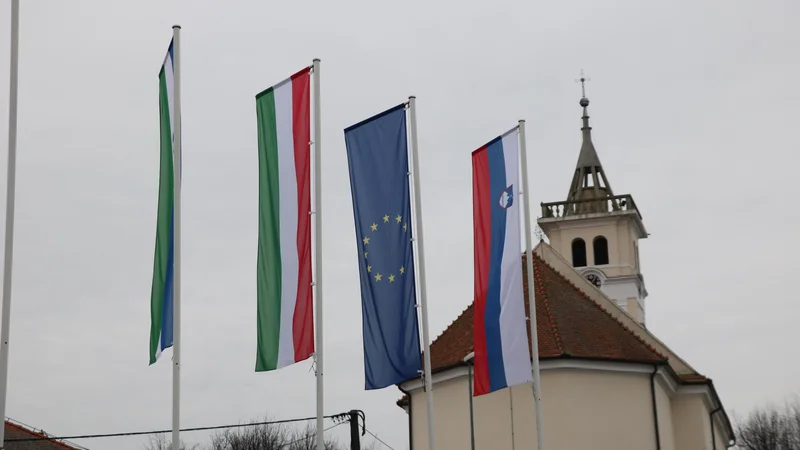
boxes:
[149,41,176,365]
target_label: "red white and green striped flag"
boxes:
[255,68,314,371]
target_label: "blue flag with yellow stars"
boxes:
[344,104,422,390]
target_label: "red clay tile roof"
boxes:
[678,373,709,384]
[4,420,83,450]
[424,252,667,374]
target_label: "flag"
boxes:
[149,41,176,365]
[255,68,314,372]
[472,127,533,396]
[344,104,422,390]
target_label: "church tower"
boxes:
[537,79,650,326]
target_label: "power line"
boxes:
[361,426,396,450]
[279,422,343,449]
[7,412,352,443]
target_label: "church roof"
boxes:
[396,236,726,430]
[423,252,667,375]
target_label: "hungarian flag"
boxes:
[254,68,314,371]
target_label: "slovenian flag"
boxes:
[149,41,176,365]
[472,127,533,396]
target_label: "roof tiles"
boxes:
[425,253,667,374]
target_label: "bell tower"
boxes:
[538,78,650,326]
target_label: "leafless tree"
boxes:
[735,397,800,449]
[143,433,200,450]
[206,418,342,450]
[283,423,341,450]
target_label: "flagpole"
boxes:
[312,58,324,450]
[407,96,436,450]
[464,353,475,450]
[518,119,544,450]
[0,1,20,446]
[171,24,182,450]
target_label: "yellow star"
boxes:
[383,214,390,223]
[399,266,405,275]
[363,236,370,245]
[389,274,396,283]
[367,265,372,273]
[370,223,378,232]
[374,273,382,282]
[403,223,407,232]
[396,215,402,223]
[364,252,368,259]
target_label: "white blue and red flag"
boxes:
[472,127,533,396]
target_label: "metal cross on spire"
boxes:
[575,69,591,98]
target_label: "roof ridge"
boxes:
[4,419,81,449]
[532,253,668,361]
[531,257,564,354]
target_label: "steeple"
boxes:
[565,77,614,210]
[538,76,650,326]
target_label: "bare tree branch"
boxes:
[142,433,200,450]
[198,416,343,450]
[735,397,800,450]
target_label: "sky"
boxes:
[0,0,797,449]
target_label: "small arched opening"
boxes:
[593,236,609,265]
[572,238,587,267]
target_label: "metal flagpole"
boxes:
[406,96,436,450]
[509,389,516,450]
[0,1,20,446]
[464,354,475,450]
[171,24,183,450]
[312,58,324,450]
[518,120,544,450]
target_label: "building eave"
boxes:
[398,357,669,393]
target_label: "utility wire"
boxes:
[279,422,343,449]
[361,426,396,450]
[7,413,351,442]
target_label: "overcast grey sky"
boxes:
[0,0,797,449]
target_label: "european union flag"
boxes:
[344,104,422,390]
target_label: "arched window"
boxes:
[572,238,587,267]
[593,236,609,265]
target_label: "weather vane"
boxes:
[574,69,591,98]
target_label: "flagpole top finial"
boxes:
[313,58,321,63]
[172,24,181,29]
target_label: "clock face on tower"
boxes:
[585,273,602,288]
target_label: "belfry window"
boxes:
[572,238,587,267]
[593,236,609,265]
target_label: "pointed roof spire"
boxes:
[566,72,614,206]
[577,76,602,169]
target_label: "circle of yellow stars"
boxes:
[361,214,408,283]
